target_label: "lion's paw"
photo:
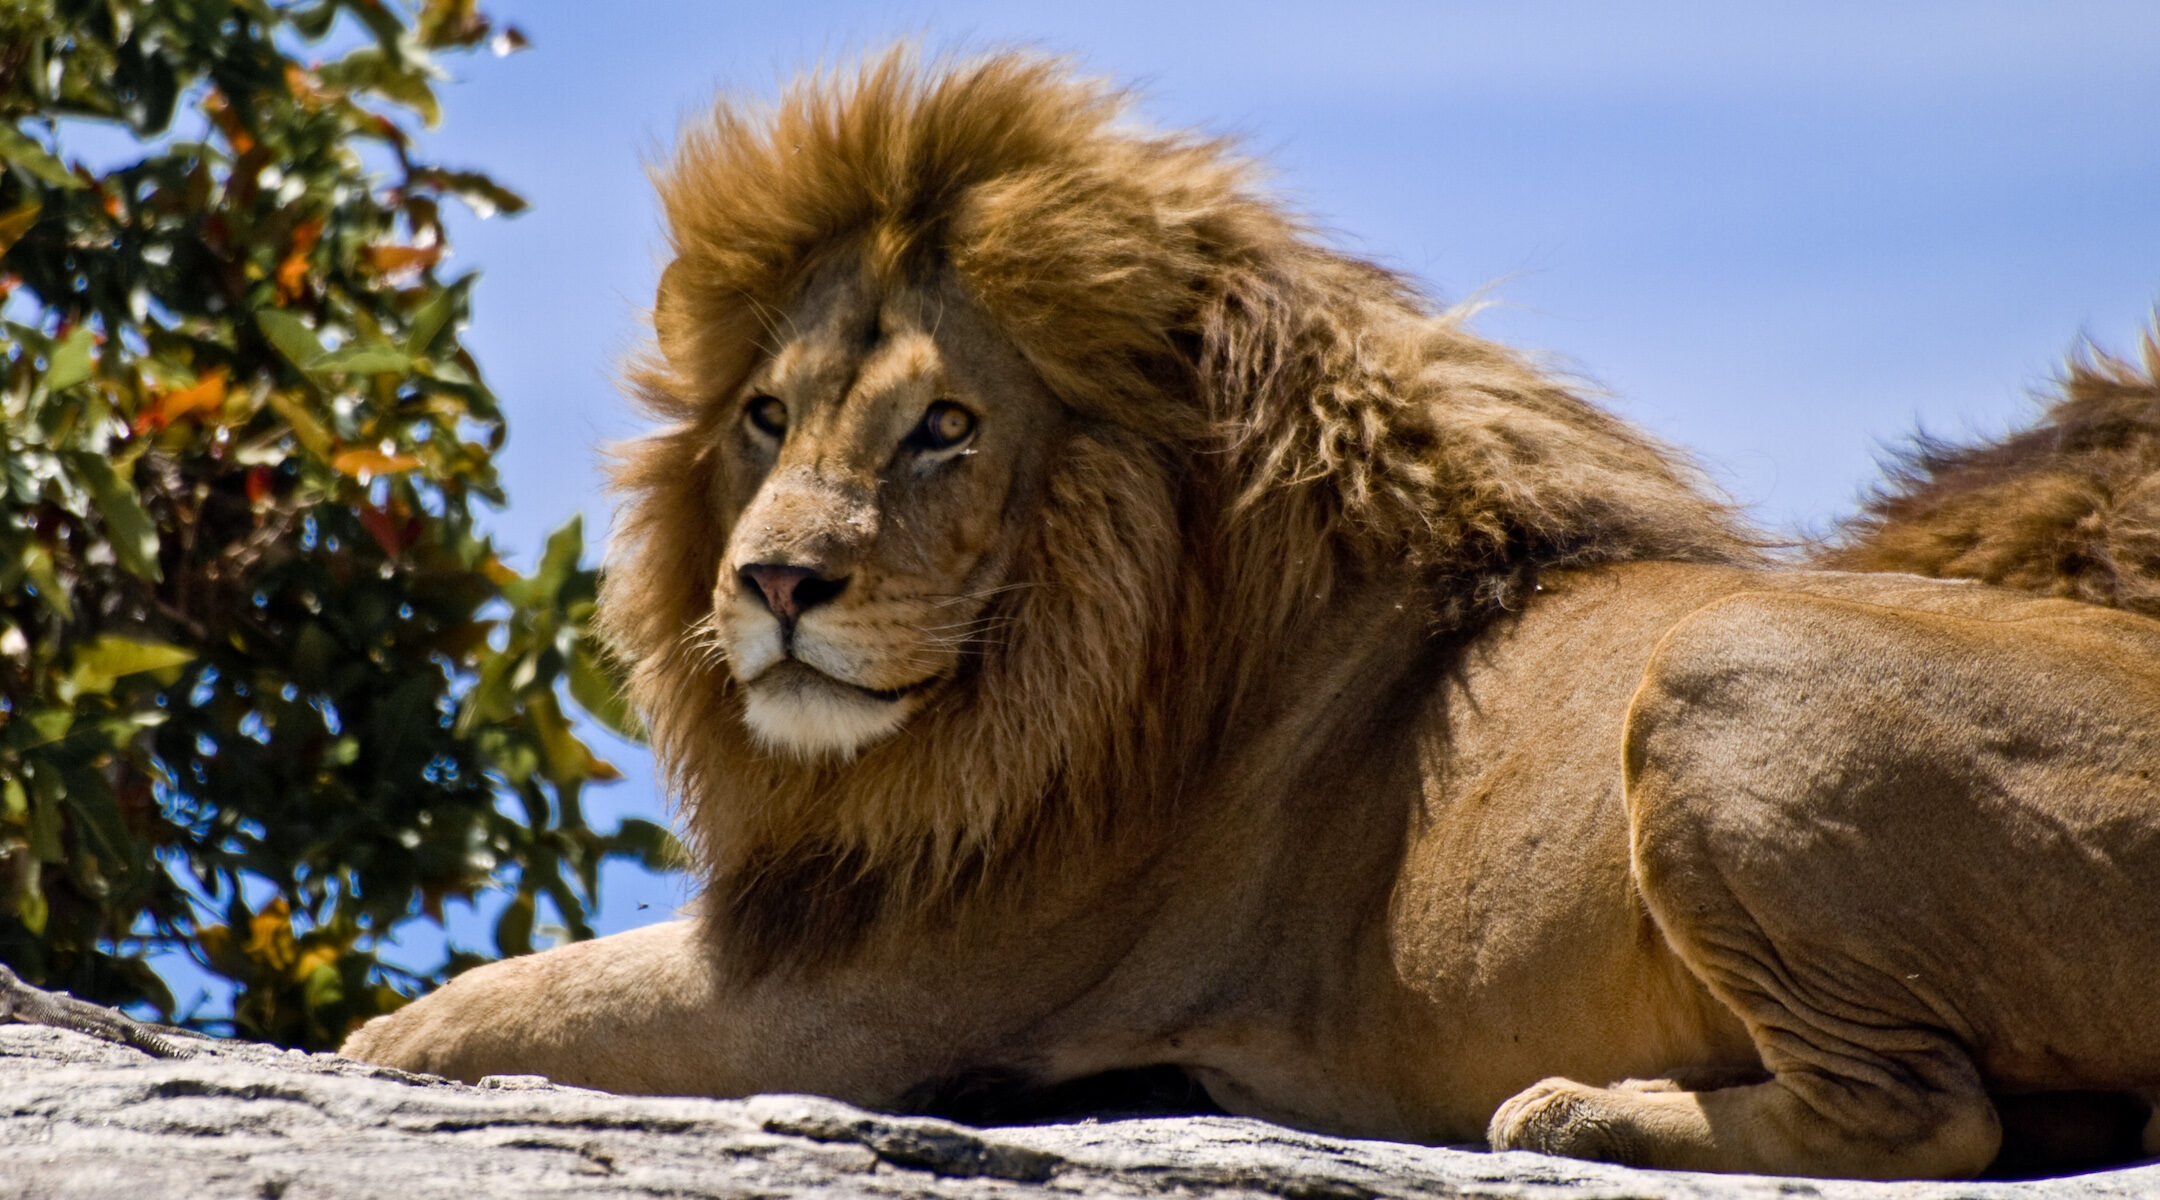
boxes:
[1613,1076,1685,1094]
[1488,1077,1647,1166]
[339,1006,443,1075]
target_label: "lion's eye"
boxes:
[914,401,976,451]
[745,395,788,439]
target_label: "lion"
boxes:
[339,50,2160,1181]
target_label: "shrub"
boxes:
[0,0,673,1049]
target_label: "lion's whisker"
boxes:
[916,616,1017,635]
[926,581,1041,608]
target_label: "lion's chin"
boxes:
[740,660,920,760]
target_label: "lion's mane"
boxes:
[603,49,1758,968]
[1822,321,2160,615]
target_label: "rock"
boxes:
[2,1024,2155,1198]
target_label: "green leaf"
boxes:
[568,639,644,742]
[509,515,583,608]
[321,47,442,125]
[26,707,72,746]
[15,888,47,937]
[67,452,162,582]
[311,344,412,375]
[494,890,535,957]
[302,962,344,1014]
[0,124,84,189]
[24,771,64,862]
[61,788,132,886]
[605,818,687,873]
[293,621,340,687]
[290,0,339,39]
[71,635,195,693]
[456,650,513,736]
[20,542,71,620]
[256,308,328,369]
[414,168,527,217]
[404,286,457,357]
[259,310,411,379]
[525,688,617,786]
[45,327,95,391]
[116,38,182,135]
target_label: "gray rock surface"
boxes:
[3,1023,2156,1199]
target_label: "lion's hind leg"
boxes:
[1490,587,2160,1179]
[1487,1014,2002,1179]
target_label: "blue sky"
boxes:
[167,1,2160,1002]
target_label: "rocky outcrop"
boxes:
[2,1024,2156,1199]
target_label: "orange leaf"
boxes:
[277,217,324,301]
[283,64,340,108]
[203,89,255,155]
[330,447,422,480]
[0,201,40,257]
[362,243,441,280]
[358,503,414,558]
[244,898,298,973]
[292,943,343,983]
[275,255,307,299]
[369,113,408,149]
[133,367,230,434]
[195,924,244,977]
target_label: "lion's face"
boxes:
[706,259,1065,759]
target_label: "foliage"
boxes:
[0,0,675,1050]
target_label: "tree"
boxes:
[0,0,674,1050]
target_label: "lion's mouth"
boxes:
[739,658,938,758]
[754,658,937,705]
[853,677,937,703]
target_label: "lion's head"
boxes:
[696,260,1073,759]
[602,48,1752,963]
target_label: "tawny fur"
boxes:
[1822,320,2160,616]
[602,49,1757,940]
[347,49,2160,1179]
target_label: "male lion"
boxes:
[342,51,2160,1181]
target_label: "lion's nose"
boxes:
[740,563,848,624]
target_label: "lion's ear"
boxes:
[647,259,763,416]
[653,259,695,371]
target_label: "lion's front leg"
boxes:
[341,920,739,1093]
[341,917,1048,1106]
